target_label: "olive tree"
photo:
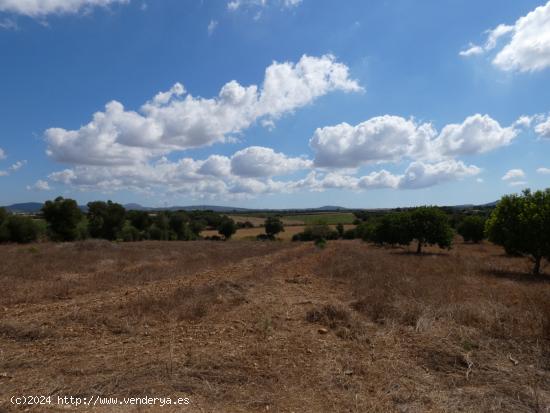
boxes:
[218,217,237,240]
[486,189,550,275]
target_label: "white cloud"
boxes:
[502,168,526,181]
[230,146,311,177]
[0,0,129,17]
[461,1,550,72]
[509,181,528,187]
[45,54,361,166]
[459,44,484,57]
[0,148,5,160]
[26,180,52,191]
[207,20,218,36]
[537,167,550,175]
[434,114,517,157]
[0,159,27,177]
[535,116,550,138]
[398,160,480,189]
[227,0,302,11]
[310,114,516,168]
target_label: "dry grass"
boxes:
[0,239,549,412]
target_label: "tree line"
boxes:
[1,189,549,274]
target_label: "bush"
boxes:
[486,188,550,275]
[458,216,486,243]
[0,215,40,244]
[118,222,142,242]
[292,223,338,242]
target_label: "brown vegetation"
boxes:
[0,240,549,412]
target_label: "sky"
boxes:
[0,0,549,209]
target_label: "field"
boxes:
[202,224,356,240]
[229,213,356,226]
[1,240,549,412]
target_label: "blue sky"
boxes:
[1,0,549,208]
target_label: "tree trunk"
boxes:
[533,255,542,275]
[416,240,422,254]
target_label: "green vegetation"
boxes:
[486,189,550,275]
[284,213,355,225]
[264,216,284,239]
[42,197,83,241]
[218,217,237,240]
[457,216,486,243]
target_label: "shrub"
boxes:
[458,216,486,243]
[486,188,550,275]
[118,222,141,242]
[0,215,40,244]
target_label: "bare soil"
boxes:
[0,240,549,412]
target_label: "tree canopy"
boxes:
[486,189,550,275]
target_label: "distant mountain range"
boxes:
[2,201,497,215]
[2,202,350,214]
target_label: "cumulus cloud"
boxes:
[0,0,129,17]
[461,1,550,72]
[310,114,516,168]
[537,167,550,174]
[398,160,480,189]
[26,180,52,191]
[230,146,311,177]
[45,54,361,166]
[434,114,517,157]
[0,147,5,160]
[502,168,526,181]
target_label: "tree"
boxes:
[218,217,237,240]
[458,216,486,243]
[264,216,284,239]
[42,197,83,241]
[126,210,151,232]
[87,201,126,240]
[336,223,344,238]
[371,213,412,246]
[408,207,453,254]
[0,207,7,226]
[486,189,550,275]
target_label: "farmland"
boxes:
[1,239,549,412]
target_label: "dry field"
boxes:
[202,224,355,241]
[0,240,549,412]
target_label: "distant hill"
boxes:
[4,202,44,214]
[2,201,497,214]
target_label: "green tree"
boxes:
[264,216,284,239]
[87,201,126,240]
[371,213,412,246]
[42,197,83,241]
[486,189,550,275]
[0,207,7,226]
[458,216,486,243]
[408,207,453,254]
[126,210,151,232]
[218,217,237,240]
